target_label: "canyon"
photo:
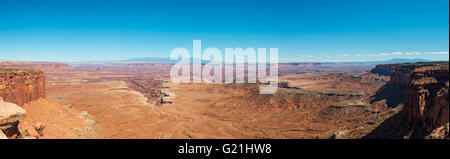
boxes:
[0,61,448,139]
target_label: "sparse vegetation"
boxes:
[19,131,30,139]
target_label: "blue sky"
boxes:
[0,0,448,62]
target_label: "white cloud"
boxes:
[425,52,449,55]
[405,52,419,55]
[378,53,390,56]
[392,52,404,55]
[403,52,417,55]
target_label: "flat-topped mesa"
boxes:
[0,69,45,106]
[390,63,447,86]
[370,64,396,76]
[402,63,449,133]
[369,63,446,86]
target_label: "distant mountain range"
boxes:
[121,57,439,65]
[121,57,177,63]
[372,58,434,64]
[333,58,436,65]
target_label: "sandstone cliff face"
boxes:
[390,65,416,86]
[403,65,449,133]
[364,62,448,139]
[0,70,45,106]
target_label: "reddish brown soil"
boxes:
[2,61,409,139]
[37,63,398,139]
[20,98,89,139]
[3,61,447,139]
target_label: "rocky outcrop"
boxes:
[18,122,45,139]
[0,98,27,138]
[427,123,449,139]
[403,64,449,133]
[0,70,45,106]
[364,62,449,139]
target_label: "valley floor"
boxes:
[36,77,399,139]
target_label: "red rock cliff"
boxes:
[390,63,444,86]
[390,65,415,86]
[402,63,449,133]
[0,70,45,106]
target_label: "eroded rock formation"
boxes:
[403,64,449,133]
[126,79,167,105]
[0,70,45,106]
[365,62,449,139]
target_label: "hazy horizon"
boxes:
[1,57,448,64]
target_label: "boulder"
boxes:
[0,100,27,125]
[0,99,27,138]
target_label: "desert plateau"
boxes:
[1,61,448,139]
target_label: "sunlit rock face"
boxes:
[0,70,45,106]
[402,64,449,133]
